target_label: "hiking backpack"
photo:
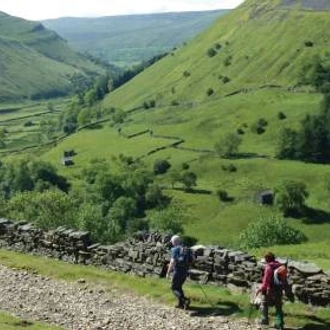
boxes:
[273,263,288,287]
[176,246,194,269]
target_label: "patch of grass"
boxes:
[0,311,63,330]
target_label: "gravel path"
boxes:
[0,264,258,330]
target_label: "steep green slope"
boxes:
[42,10,229,67]
[0,11,103,101]
[103,0,330,108]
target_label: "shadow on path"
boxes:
[188,301,242,318]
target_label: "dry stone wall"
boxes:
[0,218,329,307]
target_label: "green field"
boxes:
[2,88,330,269]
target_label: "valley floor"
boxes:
[0,264,259,330]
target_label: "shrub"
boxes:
[237,215,307,250]
[143,100,156,109]
[147,204,184,234]
[304,40,314,47]
[215,133,242,158]
[183,71,191,77]
[223,55,232,66]
[216,189,230,202]
[207,88,214,96]
[275,180,309,217]
[251,118,268,134]
[258,118,268,127]
[237,128,245,135]
[24,121,34,127]
[181,162,190,170]
[277,111,287,120]
[222,76,231,84]
[255,126,266,134]
[181,171,197,191]
[207,48,217,57]
[215,43,222,50]
[221,163,237,172]
[153,159,171,175]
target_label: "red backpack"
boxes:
[273,264,288,287]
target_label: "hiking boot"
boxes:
[183,297,191,310]
[256,319,269,330]
[175,302,184,309]
[258,319,269,326]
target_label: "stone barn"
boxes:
[255,190,274,205]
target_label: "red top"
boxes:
[260,261,282,293]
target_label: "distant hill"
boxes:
[278,0,330,10]
[42,10,230,67]
[0,11,104,101]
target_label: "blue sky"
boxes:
[0,0,244,20]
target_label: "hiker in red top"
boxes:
[255,252,284,330]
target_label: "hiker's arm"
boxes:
[166,258,175,278]
[256,266,272,295]
[262,266,272,293]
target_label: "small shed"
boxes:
[62,157,74,166]
[255,190,274,205]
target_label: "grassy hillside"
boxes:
[3,0,330,266]
[42,10,229,67]
[100,0,330,108]
[0,11,103,101]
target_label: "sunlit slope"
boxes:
[0,11,103,101]
[104,0,330,109]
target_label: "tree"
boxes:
[29,160,70,193]
[47,102,55,112]
[237,215,307,250]
[207,48,217,57]
[276,127,298,159]
[214,133,242,158]
[181,171,197,191]
[77,108,92,127]
[145,184,170,209]
[84,88,98,107]
[6,190,77,230]
[168,170,182,189]
[153,159,171,175]
[77,203,114,243]
[108,196,137,232]
[147,203,184,234]
[112,109,126,124]
[95,172,124,204]
[275,180,309,216]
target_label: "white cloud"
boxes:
[0,0,244,20]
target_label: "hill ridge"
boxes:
[0,11,103,101]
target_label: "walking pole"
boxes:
[198,281,216,308]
